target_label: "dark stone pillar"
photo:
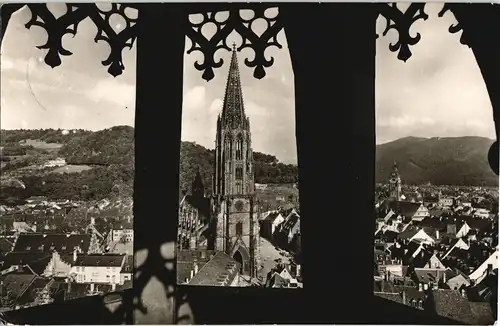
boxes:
[132,4,186,324]
[448,5,500,175]
[281,4,377,322]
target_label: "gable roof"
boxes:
[73,254,125,267]
[12,233,91,254]
[264,212,280,223]
[267,272,287,288]
[188,252,239,286]
[413,268,447,284]
[16,277,52,306]
[419,217,446,231]
[111,219,133,230]
[429,289,475,324]
[468,301,495,325]
[1,252,52,275]
[386,201,423,219]
[397,227,419,241]
[409,248,435,268]
[0,238,13,253]
[280,211,300,232]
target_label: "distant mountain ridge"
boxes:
[376,136,498,187]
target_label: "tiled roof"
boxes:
[456,215,492,230]
[16,277,52,306]
[62,283,91,301]
[410,249,434,268]
[397,227,419,241]
[1,252,52,275]
[280,212,300,233]
[188,252,239,286]
[419,217,446,230]
[1,274,38,303]
[374,292,404,304]
[428,209,444,217]
[468,301,495,325]
[386,201,422,219]
[373,279,397,293]
[264,212,279,222]
[267,272,287,288]
[430,289,475,324]
[73,254,125,267]
[0,238,13,253]
[413,268,446,284]
[111,219,133,230]
[385,230,400,241]
[12,233,91,254]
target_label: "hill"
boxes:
[0,127,134,203]
[58,126,134,166]
[0,128,298,203]
[179,141,298,195]
[376,136,498,187]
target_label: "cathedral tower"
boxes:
[388,161,402,201]
[212,44,259,277]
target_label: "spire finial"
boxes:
[232,42,237,52]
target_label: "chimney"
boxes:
[435,230,439,240]
[461,289,466,297]
[296,264,301,277]
[402,291,406,305]
[111,283,116,292]
[73,248,78,263]
[190,270,194,279]
[418,283,423,292]
[423,283,429,291]
[443,270,447,284]
[90,283,95,293]
[194,263,199,275]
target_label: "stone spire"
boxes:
[391,161,399,177]
[221,43,247,129]
[192,167,205,199]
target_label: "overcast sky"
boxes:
[1,4,496,164]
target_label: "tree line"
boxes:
[179,141,298,195]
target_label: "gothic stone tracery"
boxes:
[15,4,481,81]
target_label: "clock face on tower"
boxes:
[235,200,244,211]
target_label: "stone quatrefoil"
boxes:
[22,4,470,79]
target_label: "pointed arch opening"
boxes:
[178,6,300,291]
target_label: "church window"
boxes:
[236,135,243,160]
[236,167,243,180]
[236,222,243,236]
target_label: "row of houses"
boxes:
[260,208,301,252]
[374,198,497,324]
[0,232,133,310]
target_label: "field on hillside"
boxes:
[255,183,299,211]
[53,165,93,174]
[20,139,63,150]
